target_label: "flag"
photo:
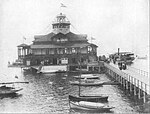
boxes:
[61,3,67,7]
[23,36,26,40]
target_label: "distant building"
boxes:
[17,13,98,66]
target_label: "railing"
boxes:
[104,63,150,95]
[127,66,149,77]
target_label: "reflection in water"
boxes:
[0,68,142,113]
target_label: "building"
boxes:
[17,13,98,68]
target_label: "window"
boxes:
[56,38,68,43]
[64,48,67,54]
[56,38,61,42]
[88,46,92,52]
[72,48,76,53]
[49,49,54,54]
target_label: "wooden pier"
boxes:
[104,62,150,103]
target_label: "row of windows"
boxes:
[32,47,93,55]
[53,25,70,29]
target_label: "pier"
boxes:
[104,62,150,103]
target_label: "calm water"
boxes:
[0,66,143,113]
[132,57,149,73]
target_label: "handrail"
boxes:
[127,66,149,77]
[104,63,150,94]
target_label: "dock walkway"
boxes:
[109,63,149,86]
[104,62,150,103]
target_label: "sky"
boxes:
[0,0,149,65]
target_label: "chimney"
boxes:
[118,48,120,55]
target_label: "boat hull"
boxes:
[0,88,23,95]
[69,95,108,102]
[73,74,99,79]
[69,81,103,86]
[69,101,114,112]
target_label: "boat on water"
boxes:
[73,74,99,79]
[70,81,104,86]
[69,101,114,111]
[0,81,29,96]
[0,85,23,95]
[23,67,31,72]
[69,95,108,102]
[110,52,135,65]
[70,80,120,86]
[69,63,109,102]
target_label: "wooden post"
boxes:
[134,85,136,96]
[134,78,137,96]
[126,80,128,90]
[123,78,126,89]
[143,91,146,103]
[115,74,117,81]
[143,84,147,103]
[130,82,132,93]
[138,80,140,99]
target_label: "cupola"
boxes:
[52,13,70,34]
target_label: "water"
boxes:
[132,58,149,73]
[0,67,142,113]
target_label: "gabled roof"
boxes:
[33,32,87,42]
[65,32,87,41]
[90,43,98,47]
[17,43,29,47]
[34,32,55,42]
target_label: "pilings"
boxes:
[104,63,149,103]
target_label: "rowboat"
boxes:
[69,81,104,86]
[69,100,114,111]
[69,95,108,102]
[73,74,99,79]
[0,81,29,96]
[23,67,31,72]
[0,85,23,95]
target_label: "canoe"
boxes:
[69,81,103,86]
[69,101,114,111]
[73,74,99,79]
[69,95,108,102]
[0,86,23,95]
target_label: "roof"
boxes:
[34,32,87,42]
[17,43,29,47]
[30,43,96,49]
[34,32,56,42]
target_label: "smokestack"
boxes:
[118,48,120,55]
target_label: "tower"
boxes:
[52,13,70,34]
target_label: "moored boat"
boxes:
[69,81,104,86]
[0,85,23,95]
[69,100,114,111]
[110,52,135,65]
[73,74,99,79]
[69,95,108,102]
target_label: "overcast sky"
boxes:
[0,0,149,64]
